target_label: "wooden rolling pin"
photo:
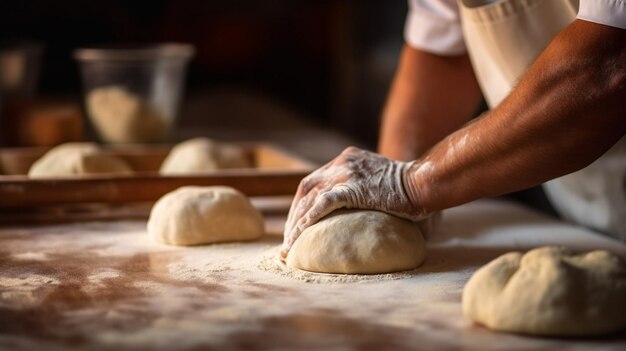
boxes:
[0,171,305,208]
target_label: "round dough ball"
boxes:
[159,138,250,175]
[286,209,426,274]
[28,142,133,178]
[462,246,626,336]
[148,186,264,246]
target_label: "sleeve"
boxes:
[577,0,626,29]
[404,0,467,55]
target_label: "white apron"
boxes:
[459,0,626,241]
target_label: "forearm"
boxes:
[406,20,626,212]
[378,45,482,161]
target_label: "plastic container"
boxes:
[74,43,194,144]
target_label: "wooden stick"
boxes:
[0,171,306,208]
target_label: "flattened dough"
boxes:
[159,137,250,175]
[463,246,626,336]
[286,209,425,274]
[148,186,264,246]
[28,142,133,178]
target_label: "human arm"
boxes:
[404,20,626,213]
[282,20,625,256]
[281,45,483,257]
[378,44,482,160]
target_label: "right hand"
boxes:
[281,146,438,258]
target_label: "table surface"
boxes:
[1,199,625,351]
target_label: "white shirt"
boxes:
[404,0,626,240]
[405,0,626,55]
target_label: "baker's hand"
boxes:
[281,146,431,258]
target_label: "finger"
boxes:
[283,187,321,252]
[284,189,349,254]
[283,185,350,252]
[285,185,319,234]
[339,145,362,157]
[282,190,327,257]
[288,164,335,213]
[303,189,349,227]
[285,172,323,234]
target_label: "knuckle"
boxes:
[318,193,334,208]
[299,176,317,194]
[318,190,332,204]
[301,172,316,184]
[338,146,358,160]
[343,146,359,154]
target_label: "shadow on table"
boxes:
[417,246,515,275]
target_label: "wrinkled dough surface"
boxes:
[148,186,264,246]
[463,246,626,336]
[286,209,425,274]
[28,142,133,178]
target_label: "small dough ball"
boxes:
[148,186,264,246]
[286,209,425,274]
[87,86,167,143]
[462,246,626,336]
[159,138,250,175]
[28,142,133,178]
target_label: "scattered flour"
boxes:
[0,274,60,308]
[11,252,48,261]
[2,200,626,351]
[87,269,122,285]
[0,274,59,290]
[256,247,430,284]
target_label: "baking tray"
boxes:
[0,143,317,208]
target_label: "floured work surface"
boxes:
[1,199,626,351]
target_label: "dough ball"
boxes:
[28,142,133,178]
[286,209,426,274]
[148,186,264,246]
[87,86,167,143]
[462,246,626,336]
[159,138,250,175]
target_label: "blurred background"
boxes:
[0,0,407,155]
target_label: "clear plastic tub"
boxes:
[74,44,194,144]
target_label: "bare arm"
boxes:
[282,21,625,255]
[405,20,626,212]
[378,45,482,160]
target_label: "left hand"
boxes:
[281,146,429,258]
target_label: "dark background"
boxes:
[0,0,558,215]
[0,0,408,146]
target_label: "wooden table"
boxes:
[1,199,625,350]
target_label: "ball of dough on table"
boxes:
[148,186,264,246]
[462,246,626,336]
[159,137,250,175]
[286,209,426,274]
[28,142,133,178]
